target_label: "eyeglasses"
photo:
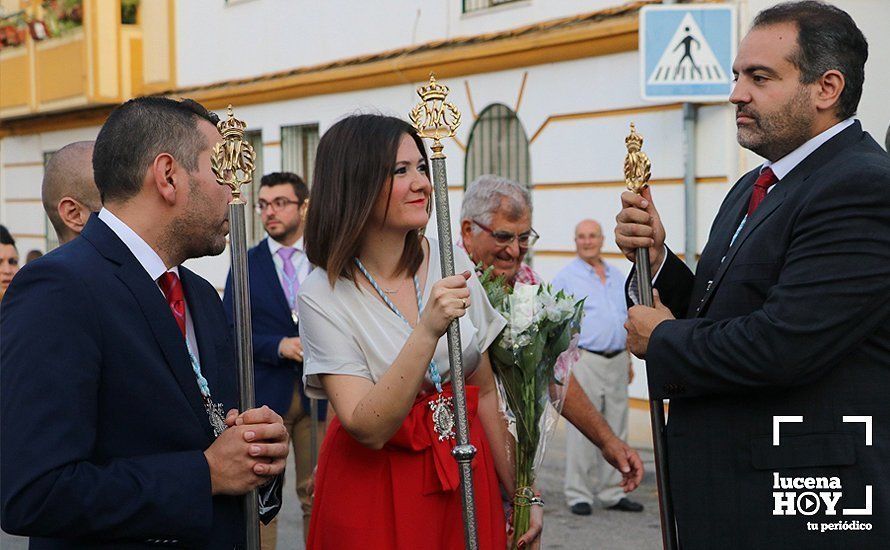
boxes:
[472,220,539,248]
[255,198,303,214]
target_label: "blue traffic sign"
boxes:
[640,4,737,102]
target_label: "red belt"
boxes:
[385,383,480,495]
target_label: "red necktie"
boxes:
[747,167,778,216]
[157,271,186,338]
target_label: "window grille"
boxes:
[243,130,264,244]
[463,0,522,14]
[464,104,531,191]
[280,124,319,188]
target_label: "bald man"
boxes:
[41,141,101,244]
[552,219,642,515]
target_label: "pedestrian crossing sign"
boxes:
[640,4,737,102]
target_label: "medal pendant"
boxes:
[429,394,455,441]
[205,398,228,438]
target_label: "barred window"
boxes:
[463,0,523,14]
[280,123,319,188]
[244,130,264,244]
[464,103,531,191]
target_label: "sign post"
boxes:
[637,5,737,549]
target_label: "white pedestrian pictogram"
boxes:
[648,13,728,85]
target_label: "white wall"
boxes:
[2,0,887,400]
[175,0,624,87]
[0,126,102,256]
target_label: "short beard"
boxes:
[737,84,814,162]
[265,221,297,243]
[161,177,228,265]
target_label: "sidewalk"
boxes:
[536,420,661,550]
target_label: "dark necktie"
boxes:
[747,167,778,216]
[157,271,186,338]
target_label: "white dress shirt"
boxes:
[637,118,857,302]
[98,208,201,363]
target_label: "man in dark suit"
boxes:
[1,97,288,548]
[224,172,325,546]
[616,2,889,548]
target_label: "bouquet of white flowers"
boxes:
[479,267,583,546]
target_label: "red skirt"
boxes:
[307,385,507,550]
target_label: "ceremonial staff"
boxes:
[409,74,479,550]
[623,123,678,550]
[211,105,261,550]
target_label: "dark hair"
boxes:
[305,114,428,285]
[0,225,15,247]
[260,172,309,203]
[752,1,868,120]
[93,97,220,203]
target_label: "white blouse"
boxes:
[299,238,507,400]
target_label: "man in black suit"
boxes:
[616,2,889,548]
[224,172,325,546]
[1,97,288,548]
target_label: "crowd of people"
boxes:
[0,110,643,550]
[1,2,888,549]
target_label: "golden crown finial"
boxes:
[211,105,255,201]
[409,73,462,158]
[623,122,651,194]
[416,74,449,102]
[218,104,247,140]
[625,122,644,152]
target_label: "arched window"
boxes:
[464,104,531,190]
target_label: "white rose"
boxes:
[508,283,540,336]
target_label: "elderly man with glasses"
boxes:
[460,177,541,287]
[458,174,644,504]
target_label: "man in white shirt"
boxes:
[1,96,288,548]
[224,171,324,547]
[460,175,645,498]
[615,2,890,547]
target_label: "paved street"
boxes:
[2,420,661,549]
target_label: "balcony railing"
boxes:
[0,0,175,120]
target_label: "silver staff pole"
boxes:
[623,123,678,550]
[409,74,478,550]
[211,105,261,550]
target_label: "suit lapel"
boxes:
[257,239,294,322]
[696,181,788,316]
[695,121,865,316]
[685,177,750,314]
[82,216,214,438]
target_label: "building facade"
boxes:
[2,0,889,409]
